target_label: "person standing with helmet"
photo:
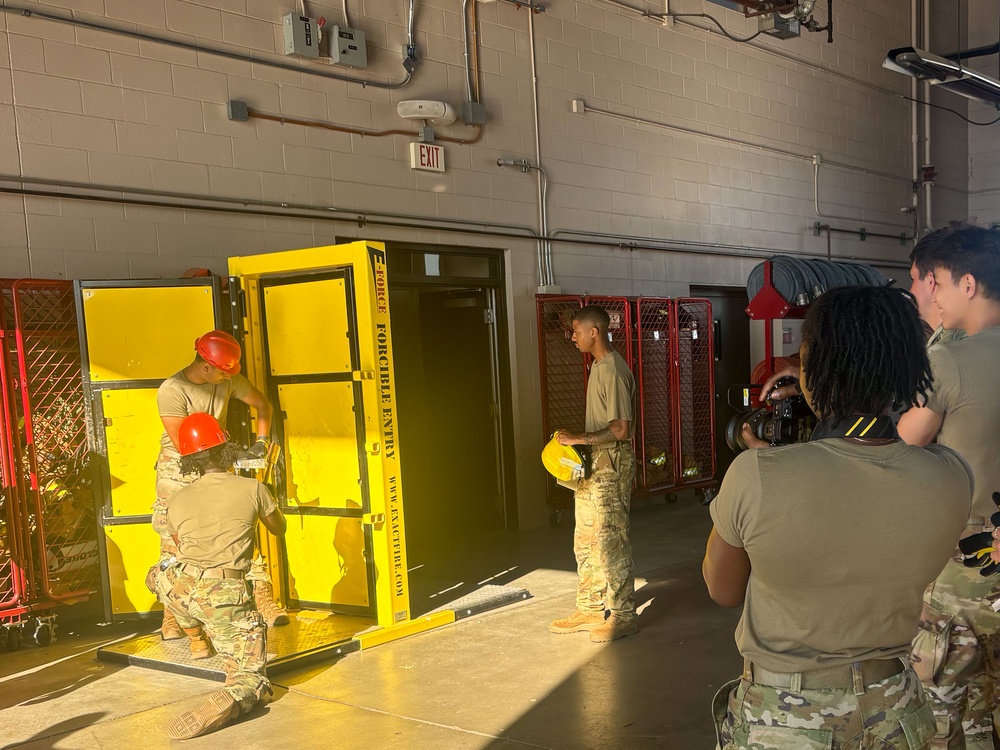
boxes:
[154,412,285,740]
[549,305,638,643]
[155,330,287,646]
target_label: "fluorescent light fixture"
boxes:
[884,46,1000,109]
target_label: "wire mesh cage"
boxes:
[537,293,716,504]
[583,296,634,368]
[536,296,584,506]
[674,298,716,486]
[636,298,676,492]
[0,280,29,613]
[12,281,98,601]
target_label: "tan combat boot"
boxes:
[167,690,239,740]
[183,626,214,660]
[589,614,639,643]
[548,610,606,634]
[161,607,183,640]
[253,580,289,627]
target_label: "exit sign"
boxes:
[409,142,445,172]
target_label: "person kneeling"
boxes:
[153,412,286,740]
[704,287,973,749]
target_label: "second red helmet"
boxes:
[195,330,242,375]
[178,413,228,456]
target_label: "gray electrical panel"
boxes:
[330,25,368,68]
[758,14,801,39]
[283,14,320,58]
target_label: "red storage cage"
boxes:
[12,280,98,601]
[535,296,585,506]
[582,296,634,368]
[673,298,716,488]
[636,298,676,493]
[0,280,30,618]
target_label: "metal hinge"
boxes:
[483,308,495,325]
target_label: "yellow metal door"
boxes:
[76,279,220,619]
[230,242,410,627]
[259,271,375,616]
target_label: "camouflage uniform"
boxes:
[153,451,269,583]
[574,442,636,619]
[154,563,268,712]
[911,557,1000,749]
[713,661,936,749]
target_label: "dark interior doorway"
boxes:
[690,285,751,480]
[385,247,516,614]
[389,286,504,541]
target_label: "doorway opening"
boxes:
[386,246,516,614]
[690,285,751,480]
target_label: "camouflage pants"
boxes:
[155,564,268,711]
[153,452,270,583]
[573,442,636,618]
[713,663,936,749]
[910,557,1000,749]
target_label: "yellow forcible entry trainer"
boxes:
[90,242,528,679]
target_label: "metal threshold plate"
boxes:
[96,610,374,680]
[431,584,532,620]
[97,585,532,679]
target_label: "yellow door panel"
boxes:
[103,388,162,517]
[82,286,216,381]
[263,278,351,376]
[279,382,362,510]
[283,515,369,608]
[104,523,161,615]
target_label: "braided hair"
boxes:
[179,442,241,477]
[800,286,932,420]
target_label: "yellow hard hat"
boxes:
[541,432,588,483]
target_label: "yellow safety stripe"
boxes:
[858,418,879,437]
[845,417,865,436]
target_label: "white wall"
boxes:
[0,0,972,526]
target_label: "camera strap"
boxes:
[811,415,897,441]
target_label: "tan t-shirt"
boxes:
[166,472,277,572]
[711,439,971,673]
[585,351,635,435]
[157,370,252,457]
[924,326,1000,521]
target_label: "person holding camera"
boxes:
[895,225,1000,749]
[705,286,972,749]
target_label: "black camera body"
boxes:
[725,377,816,452]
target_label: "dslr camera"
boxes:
[725,376,816,452]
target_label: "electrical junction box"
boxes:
[330,25,368,68]
[283,14,320,58]
[758,13,800,39]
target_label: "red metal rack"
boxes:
[536,295,716,513]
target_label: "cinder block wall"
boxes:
[0,0,973,527]
[967,0,1000,222]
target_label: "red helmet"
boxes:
[178,413,228,456]
[195,330,242,374]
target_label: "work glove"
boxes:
[958,492,1000,577]
[246,436,271,460]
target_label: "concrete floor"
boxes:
[0,495,741,749]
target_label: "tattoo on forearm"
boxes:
[584,428,616,445]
